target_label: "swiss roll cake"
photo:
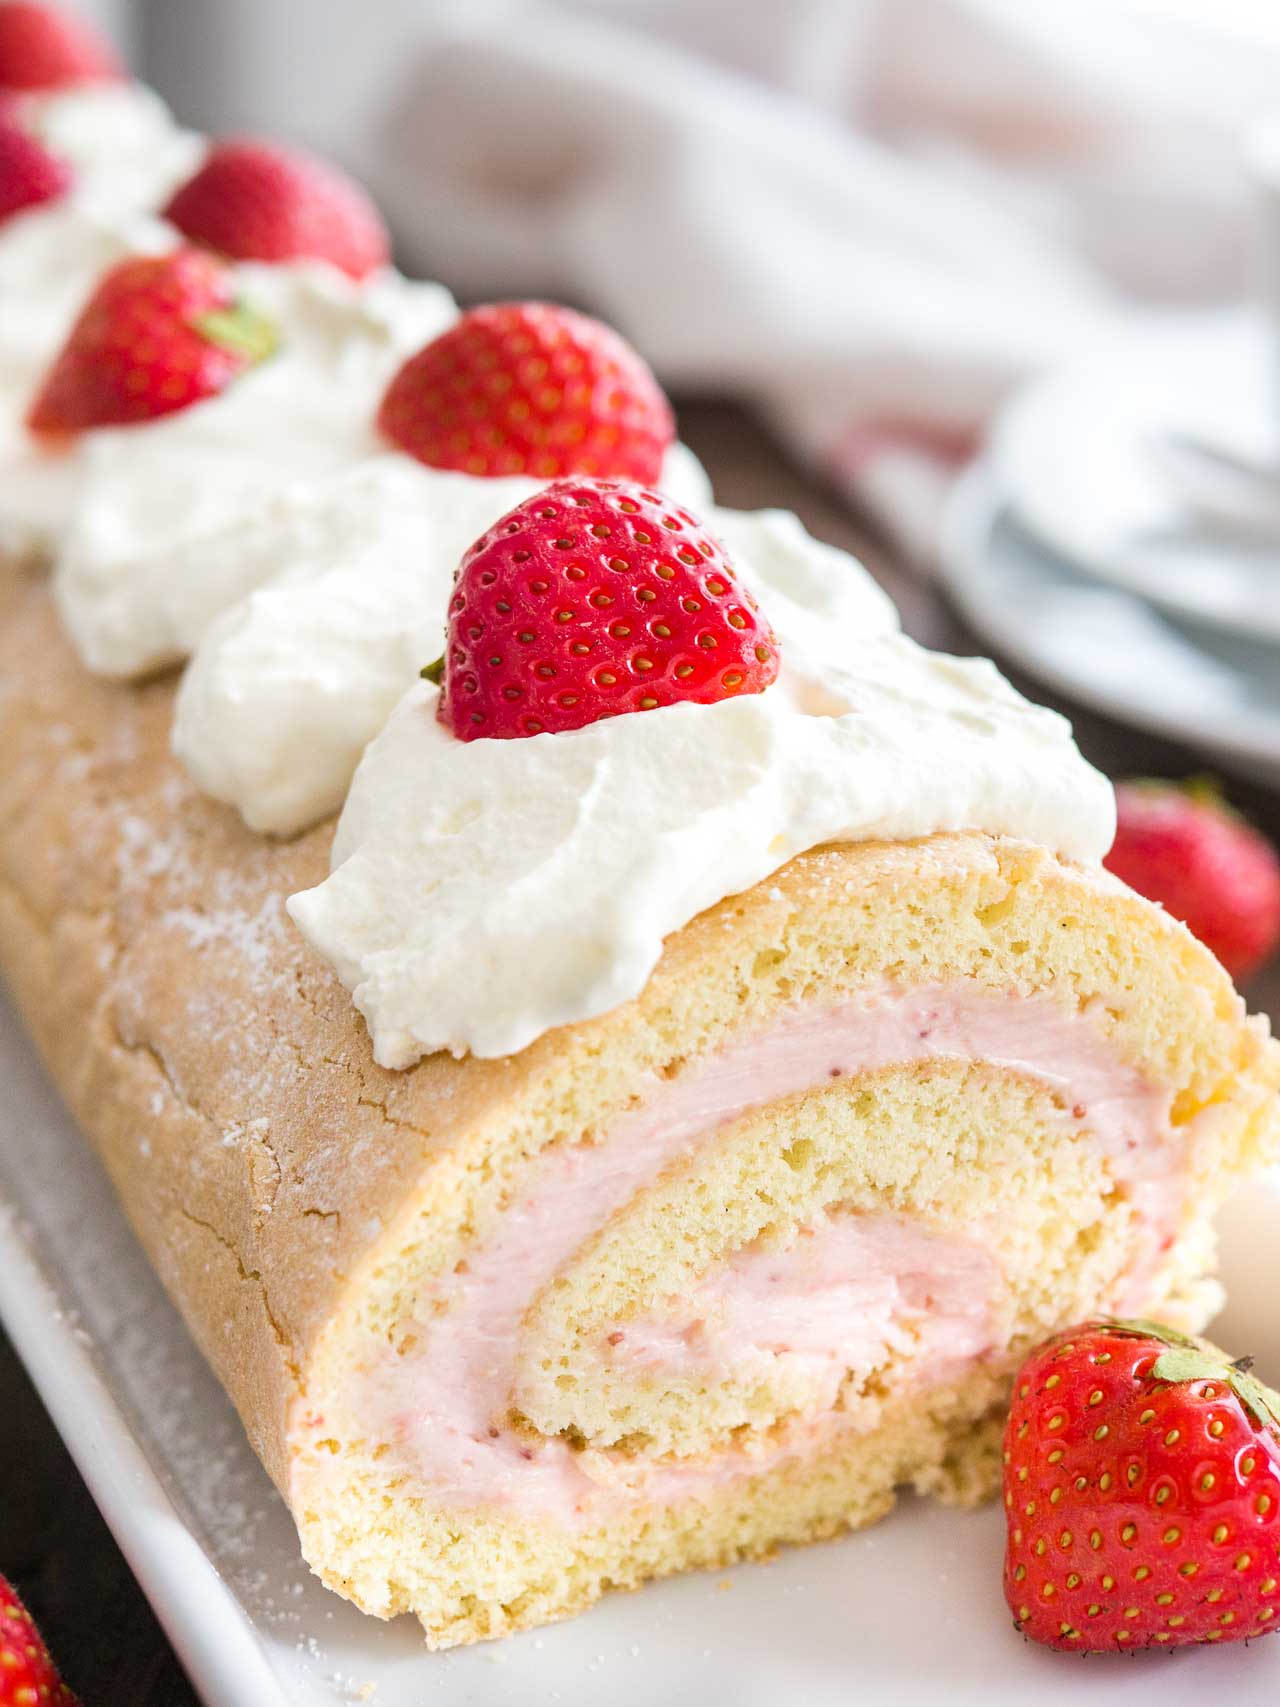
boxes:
[1,484,1275,1644]
[1,61,1276,1648]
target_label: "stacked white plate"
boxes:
[940,313,1280,788]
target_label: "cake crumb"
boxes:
[325,1672,376,1701]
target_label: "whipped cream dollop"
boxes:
[172,444,714,833]
[0,84,203,557]
[288,538,1112,1065]
[17,83,201,186]
[52,264,458,674]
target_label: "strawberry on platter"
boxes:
[1004,1317,1280,1652]
[1105,780,1280,983]
[0,1570,79,1706]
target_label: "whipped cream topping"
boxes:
[52,264,459,674]
[0,84,203,557]
[170,468,850,837]
[4,87,1116,1098]
[18,84,201,190]
[288,577,1114,1064]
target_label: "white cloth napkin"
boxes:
[361,0,1277,565]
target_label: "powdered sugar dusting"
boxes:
[166,891,291,988]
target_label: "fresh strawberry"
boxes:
[1003,1318,1280,1652]
[27,246,276,434]
[0,1571,79,1705]
[0,110,69,223]
[163,138,389,281]
[1104,779,1280,981]
[426,479,779,740]
[0,2,121,90]
[378,302,675,484]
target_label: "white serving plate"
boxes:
[2,989,1279,1707]
[940,463,1280,790]
[990,312,1280,648]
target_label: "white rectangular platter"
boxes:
[2,990,1279,1707]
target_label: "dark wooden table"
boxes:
[4,401,1278,1704]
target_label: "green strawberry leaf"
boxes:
[1105,1318,1198,1348]
[420,655,445,685]
[194,302,279,366]
[1229,1368,1280,1433]
[1151,1347,1229,1385]
[1148,1345,1280,1434]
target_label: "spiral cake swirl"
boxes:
[291,834,1276,1644]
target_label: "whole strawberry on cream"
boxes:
[288,479,1114,1066]
[424,482,779,737]
[56,298,708,686]
[164,138,390,282]
[27,247,276,432]
[0,4,202,557]
[377,300,676,482]
[8,247,275,559]
[0,1,120,89]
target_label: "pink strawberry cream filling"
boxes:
[601,1214,997,1401]
[306,984,1190,1526]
